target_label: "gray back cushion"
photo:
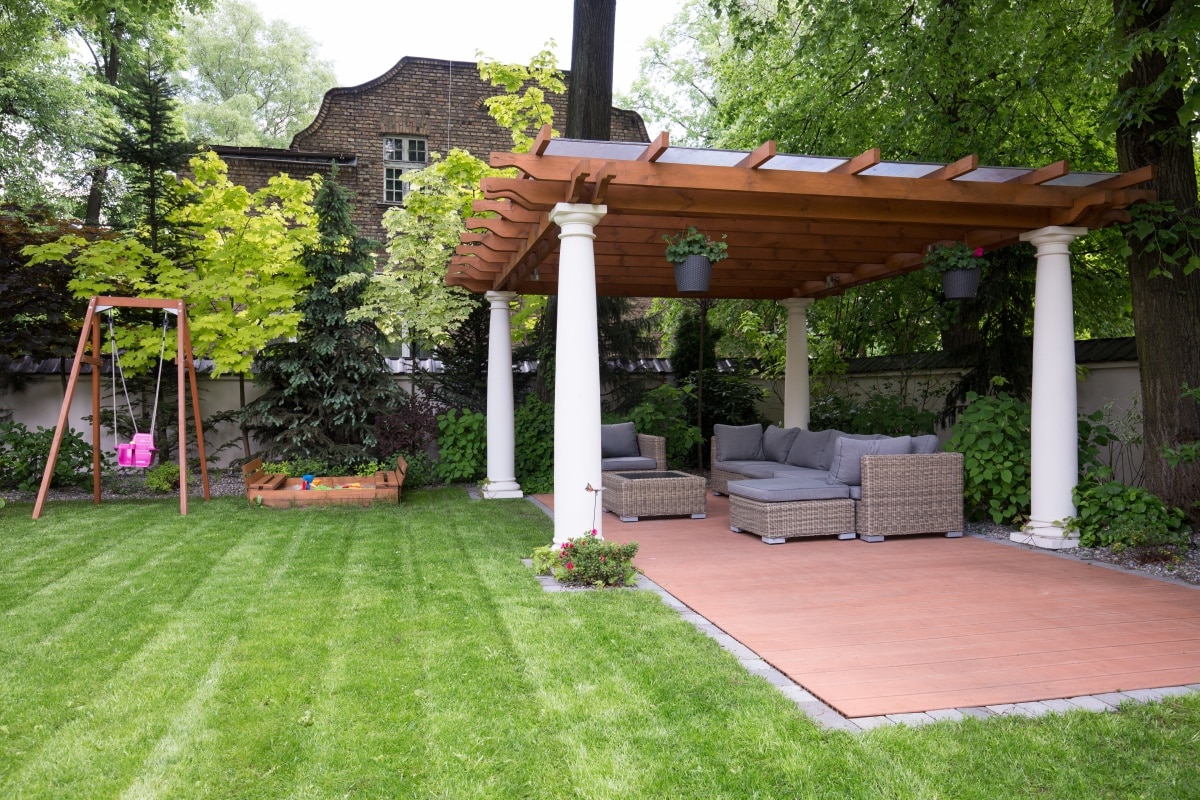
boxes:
[912,434,940,454]
[601,422,640,458]
[714,423,764,461]
[827,435,914,486]
[761,425,800,462]
[786,428,835,469]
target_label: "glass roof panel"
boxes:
[657,146,745,166]
[860,162,942,178]
[955,167,1028,183]
[1045,172,1113,187]
[762,154,844,172]
[543,139,645,159]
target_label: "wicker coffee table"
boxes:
[602,470,707,522]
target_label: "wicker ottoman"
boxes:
[726,478,856,544]
[602,470,708,522]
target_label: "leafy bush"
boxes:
[436,408,487,483]
[947,392,1032,524]
[515,394,554,494]
[259,457,399,477]
[398,450,438,489]
[0,421,97,491]
[144,462,183,493]
[1072,469,1189,551]
[531,531,639,587]
[628,384,704,468]
[810,392,937,436]
[373,391,443,461]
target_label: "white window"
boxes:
[383,137,427,203]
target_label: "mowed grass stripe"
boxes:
[0,501,178,613]
[0,500,304,798]
[131,505,360,798]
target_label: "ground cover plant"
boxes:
[0,492,1197,798]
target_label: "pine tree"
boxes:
[242,173,401,468]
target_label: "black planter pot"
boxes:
[941,267,981,299]
[673,254,712,294]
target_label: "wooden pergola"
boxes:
[447,129,1154,547]
[448,128,1152,300]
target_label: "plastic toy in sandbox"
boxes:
[242,456,408,508]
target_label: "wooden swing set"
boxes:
[32,296,211,519]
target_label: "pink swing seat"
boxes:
[116,433,157,468]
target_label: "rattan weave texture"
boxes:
[729,495,855,540]
[856,452,964,537]
[602,470,707,520]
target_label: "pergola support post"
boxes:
[1012,226,1087,550]
[482,290,522,499]
[780,298,814,429]
[548,203,607,543]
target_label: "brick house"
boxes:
[213,56,648,244]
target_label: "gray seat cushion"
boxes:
[601,422,640,458]
[827,435,914,486]
[602,456,657,471]
[738,462,787,479]
[785,428,835,469]
[713,460,772,474]
[726,477,851,502]
[713,423,764,461]
[761,425,800,462]
[763,465,831,481]
[912,434,940,454]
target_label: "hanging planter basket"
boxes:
[941,267,981,299]
[673,254,713,294]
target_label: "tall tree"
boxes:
[100,52,195,251]
[566,0,616,139]
[180,0,337,147]
[241,172,401,467]
[1110,0,1200,521]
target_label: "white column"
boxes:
[482,290,522,499]
[548,203,607,543]
[780,298,814,429]
[1012,226,1086,550]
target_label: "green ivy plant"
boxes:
[514,394,554,494]
[531,531,639,588]
[947,391,1032,524]
[435,408,487,483]
[663,226,729,263]
[1071,468,1189,551]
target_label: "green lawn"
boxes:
[1,490,1197,799]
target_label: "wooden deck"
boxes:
[537,491,1200,718]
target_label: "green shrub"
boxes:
[515,394,554,494]
[0,421,97,492]
[399,450,438,488]
[1072,469,1190,551]
[531,531,639,587]
[628,384,704,468]
[810,393,937,436]
[436,408,487,483]
[260,458,333,478]
[947,392,1032,524]
[144,462,183,493]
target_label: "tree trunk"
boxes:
[1113,0,1200,523]
[566,0,616,140]
[85,29,123,225]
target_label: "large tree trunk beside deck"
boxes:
[566,0,615,140]
[1113,0,1200,524]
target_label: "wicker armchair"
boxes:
[856,452,964,538]
[635,433,668,471]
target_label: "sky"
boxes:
[248,0,685,96]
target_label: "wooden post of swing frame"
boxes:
[32,296,211,519]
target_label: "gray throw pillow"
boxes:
[786,428,834,468]
[912,434,940,454]
[762,425,800,463]
[815,429,847,471]
[714,423,764,461]
[827,435,914,486]
[600,422,640,458]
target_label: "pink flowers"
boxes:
[566,561,574,570]
[973,247,985,258]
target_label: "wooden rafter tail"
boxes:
[639,131,669,162]
[1093,165,1154,190]
[922,154,979,181]
[532,124,554,156]
[592,162,617,204]
[832,148,882,175]
[1011,160,1069,185]
[736,141,776,169]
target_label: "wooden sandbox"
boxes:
[243,456,407,508]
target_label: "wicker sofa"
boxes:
[710,423,964,543]
[601,422,667,472]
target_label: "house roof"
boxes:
[447,131,1154,300]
